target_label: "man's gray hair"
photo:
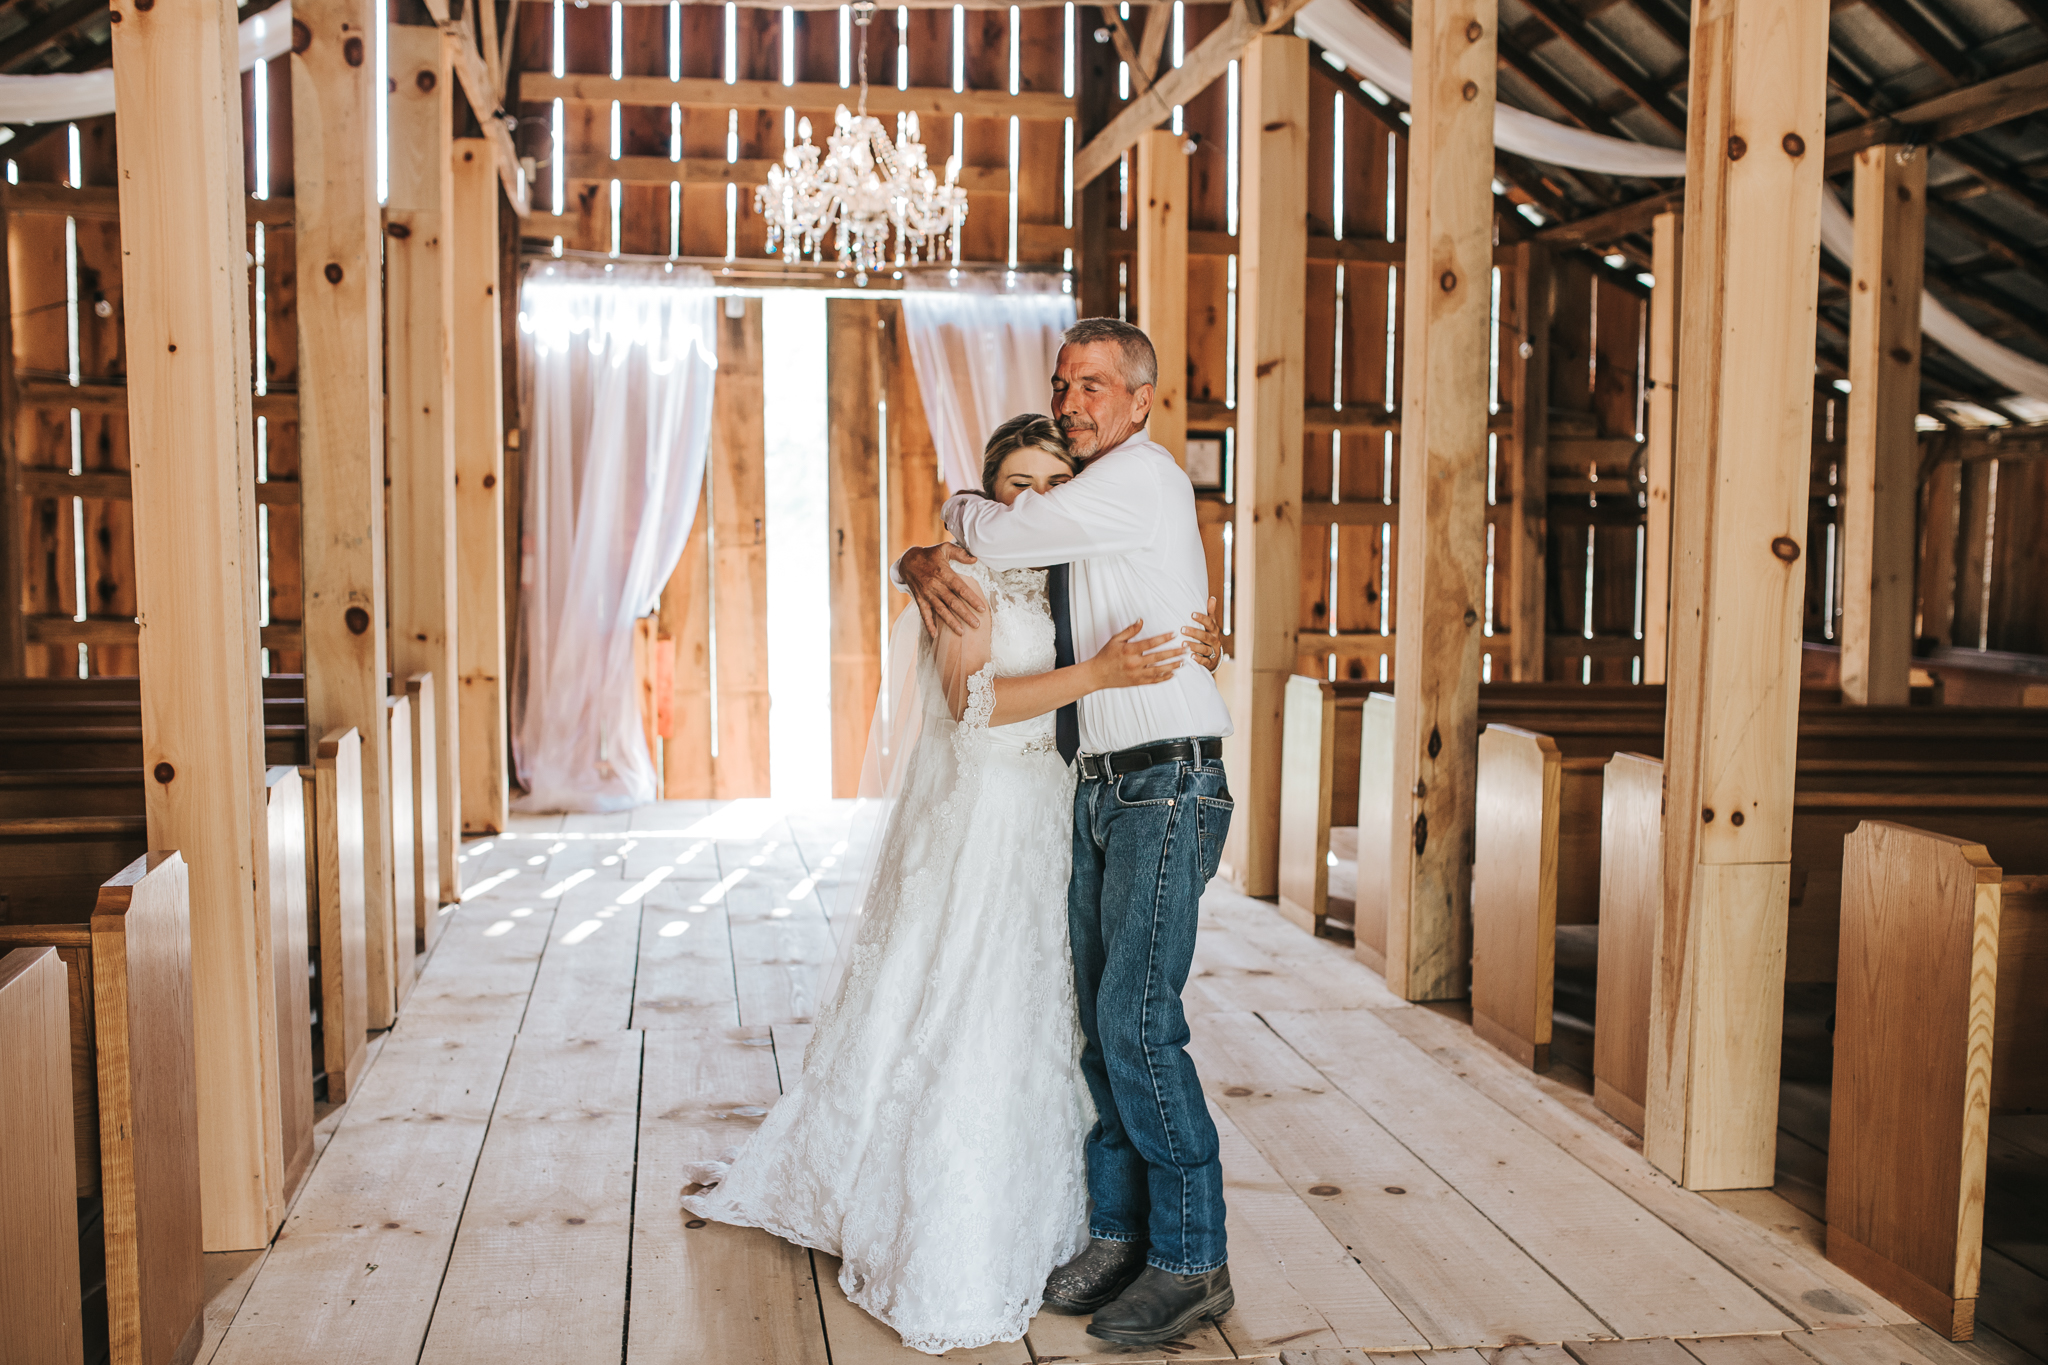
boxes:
[1061,317,1159,392]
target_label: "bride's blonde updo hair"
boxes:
[980,414,1077,496]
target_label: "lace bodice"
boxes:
[943,563,1059,752]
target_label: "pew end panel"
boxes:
[310,730,369,1102]
[404,672,446,949]
[0,944,86,1365]
[1278,676,1339,939]
[1472,725,1563,1072]
[1992,874,2046,1114]
[1353,693,1398,974]
[90,852,204,1365]
[1594,753,1662,1135]
[385,695,418,1011]
[1826,821,1998,1342]
[264,767,315,1210]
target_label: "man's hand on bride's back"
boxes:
[902,543,986,638]
[1089,621,1183,691]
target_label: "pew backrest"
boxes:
[305,729,369,1102]
[404,672,446,948]
[265,768,315,1205]
[1995,874,2046,1114]
[1472,725,1562,1070]
[90,853,204,1365]
[0,945,85,1364]
[1278,676,1338,937]
[1,816,149,925]
[385,695,417,1012]
[1594,752,1663,1134]
[1353,692,1397,974]
[0,769,143,819]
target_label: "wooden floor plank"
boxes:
[772,1022,817,1091]
[1207,1098,1429,1354]
[628,1027,830,1365]
[418,1033,642,1365]
[518,886,643,1035]
[1266,1008,1797,1339]
[396,901,557,1038]
[210,1030,519,1364]
[1369,1004,1909,1331]
[196,1250,266,1365]
[1199,886,1409,1011]
[1191,1011,1610,1348]
[630,900,740,1030]
[1680,1336,1818,1365]
[1785,1328,1949,1365]
[728,882,835,1026]
[1565,1343,1700,1365]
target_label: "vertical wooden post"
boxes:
[0,189,22,677]
[452,139,509,841]
[713,300,771,795]
[1384,0,1496,1001]
[1507,242,1550,682]
[295,0,398,1029]
[1641,211,1682,685]
[828,300,885,798]
[1840,145,1925,707]
[1648,0,1828,1190]
[1220,34,1308,898]
[110,0,278,1249]
[1074,14,1116,321]
[387,24,463,898]
[1137,129,1188,464]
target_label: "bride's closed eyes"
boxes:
[993,445,1076,506]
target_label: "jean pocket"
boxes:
[1109,766,1177,808]
[1196,795,1234,883]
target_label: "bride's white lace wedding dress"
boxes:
[682,563,1092,1354]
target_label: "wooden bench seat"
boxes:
[1827,821,2048,1341]
[0,854,205,1365]
[0,723,309,770]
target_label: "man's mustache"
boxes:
[1058,416,1097,431]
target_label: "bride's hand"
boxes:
[1088,621,1183,690]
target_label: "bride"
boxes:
[681,414,1191,1354]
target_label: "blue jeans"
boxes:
[1069,747,1232,1274]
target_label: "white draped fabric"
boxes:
[1294,0,2048,405]
[0,2,292,125]
[513,263,720,812]
[899,274,1076,493]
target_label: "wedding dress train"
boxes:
[682,564,1091,1354]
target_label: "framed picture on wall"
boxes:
[1186,434,1225,492]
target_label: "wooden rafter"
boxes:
[1824,58,2048,166]
[0,0,106,73]
[416,0,531,214]
[1071,0,1312,189]
[1853,0,1978,86]
[1512,0,1683,134]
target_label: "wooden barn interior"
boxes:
[0,0,2046,1361]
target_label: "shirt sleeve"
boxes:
[945,452,1161,568]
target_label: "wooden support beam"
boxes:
[388,24,464,904]
[109,0,278,1251]
[294,0,400,1031]
[1536,187,1685,248]
[1840,145,1926,707]
[1219,34,1308,899]
[1641,210,1681,685]
[1826,59,2048,167]
[826,299,884,799]
[0,185,21,676]
[1506,242,1550,682]
[2,180,295,225]
[1072,0,1314,191]
[417,0,531,215]
[711,299,772,796]
[526,72,1074,123]
[1647,0,1828,1191]
[1385,0,1497,1002]
[1136,130,1188,464]
[451,140,510,839]
[1074,0,1116,319]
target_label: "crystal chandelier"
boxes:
[757,1,968,284]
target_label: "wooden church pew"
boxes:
[0,945,86,1364]
[1827,821,2048,1341]
[402,672,448,952]
[265,769,317,1205]
[1470,725,1562,1070]
[0,854,205,1365]
[1277,677,1370,937]
[385,693,418,1012]
[306,729,371,1101]
[0,721,308,770]
[1592,766,2048,1130]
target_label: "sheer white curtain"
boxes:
[900,274,1077,493]
[513,262,720,812]
[1294,0,2048,406]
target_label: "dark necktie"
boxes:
[1048,562,1080,764]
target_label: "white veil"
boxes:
[818,599,944,1006]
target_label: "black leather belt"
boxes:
[1075,737,1223,782]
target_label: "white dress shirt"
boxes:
[939,430,1233,755]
